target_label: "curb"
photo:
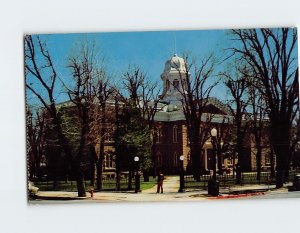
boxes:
[209,192,266,199]
[35,195,91,201]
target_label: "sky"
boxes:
[26,29,236,107]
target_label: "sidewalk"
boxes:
[143,176,179,194]
[31,177,293,203]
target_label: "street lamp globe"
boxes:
[179,155,184,161]
[134,156,139,162]
[211,128,217,137]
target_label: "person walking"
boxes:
[156,171,164,193]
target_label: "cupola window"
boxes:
[173,79,179,89]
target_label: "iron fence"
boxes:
[34,176,136,192]
[184,170,300,190]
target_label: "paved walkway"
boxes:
[143,176,179,194]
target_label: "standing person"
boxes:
[156,171,164,193]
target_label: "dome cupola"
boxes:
[160,54,189,105]
[163,54,186,74]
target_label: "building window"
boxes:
[173,79,179,89]
[265,153,271,165]
[105,153,114,167]
[157,127,162,143]
[227,157,232,165]
[174,152,180,166]
[187,152,191,165]
[166,80,170,91]
[173,126,178,143]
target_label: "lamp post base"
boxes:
[208,179,219,196]
[178,188,185,193]
[135,174,141,193]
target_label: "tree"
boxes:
[123,67,163,179]
[113,67,154,189]
[113,99,152,190]
[176,55,217,180]
[214,116,232,175]
[248,78,268,180]
[25,35,73,189]
[66,42,99,197]
[91,70,114,190]
[223,66,249,184]
[230,28,299,188]
[26,108,47,180]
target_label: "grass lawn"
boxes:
[140,179,156,190]
[34,177,157,192]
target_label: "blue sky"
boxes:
[27,29,234,106]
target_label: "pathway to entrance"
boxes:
[143,176,179,194]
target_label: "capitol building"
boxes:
[101,54,272,175]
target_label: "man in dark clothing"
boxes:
[157,172,164,193]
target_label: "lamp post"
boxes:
[208,128,219,196]
[178,155,185,193]
[134,156,141,193]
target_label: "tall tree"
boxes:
[26,108,47,180]
[214,116,232,175]
[66,42,99,197]
[25,35,73,190]
[230,28,299,188]
[223,67,249,184]
[248,78,268,181]
[123,67,163,179]
[176,55,217,180]
[114,67,154,188]
[91,70,114,190]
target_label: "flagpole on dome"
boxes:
[173,32,177,57]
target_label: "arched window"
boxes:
[166,80,170,91]
[173,125,178,143]
[173,79,179,89]
[105,153,109,167]
[105,152,114,167]
[174,152,180,166]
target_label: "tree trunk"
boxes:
[235,128,244,185]
[128,170,133,190]
[217,145,223,175]
[115,152,121,191]
[116,171,121,191]
[191,143,201,181]
[97,155,104,190]
[77,168,86,197]
[256,145,262,181]
[97,106,106,191]
[270,147,275,178]
[235,148,243,184]
[90,163,96,187]
[151,141,157,178]
[143,171,149,182]
[89,146,97,187]
[271,120,291,188]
